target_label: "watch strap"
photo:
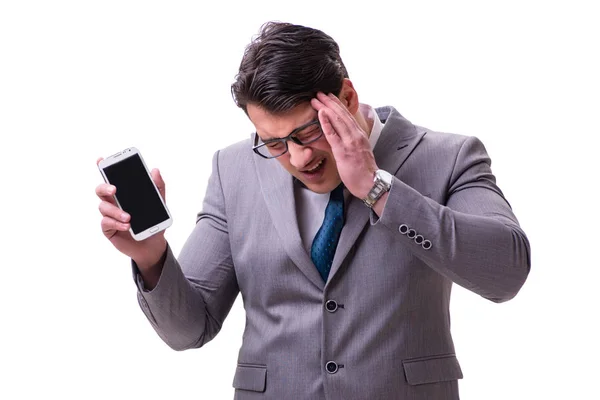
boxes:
[362,170,392,208]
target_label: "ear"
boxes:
[338,78,360,114]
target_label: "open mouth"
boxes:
[304,159,325,174]
[299,158,327,182]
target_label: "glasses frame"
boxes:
[252,119,323,159]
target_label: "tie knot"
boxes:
[330,183,344,202]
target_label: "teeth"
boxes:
[307,159,324,172]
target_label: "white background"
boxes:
[1,1,598,399]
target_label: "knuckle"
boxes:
[103,216,121,232]
[95,185,104,198]
[100,217,111,230]
[99,201,110,215]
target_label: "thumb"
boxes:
[151,168,166,201]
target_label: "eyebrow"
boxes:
[259,119,319,142]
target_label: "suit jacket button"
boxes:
[414,234,424,244]
[422,239,432,250]
[399,224,409,234]
[407,228,417,239]
[326,361,338,374]
[325,300,338,313]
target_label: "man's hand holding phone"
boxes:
[96,152,170,290]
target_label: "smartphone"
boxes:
[98,147,172,241]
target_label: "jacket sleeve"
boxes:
[375,136,531,302]
[132,150,239,350]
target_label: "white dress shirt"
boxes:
[295,103,384,252]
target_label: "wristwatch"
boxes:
[362,169,393,208]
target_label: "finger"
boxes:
[317,106,352,141]
[101,216,130,234]
[95,158,118,204]
[315,93,355,140]
[310,96,326,111]
[99,200,130,223]
[317,92,354,118]
[95,183,118,204]
[311,97,334,130]
[317,109,343,147]
[324,93,361,130]
[151,168,166,201]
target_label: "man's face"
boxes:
[248,102,341,194]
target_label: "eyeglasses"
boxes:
[252,119,324,159]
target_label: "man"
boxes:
[96,22,531,400]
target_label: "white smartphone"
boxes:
[98,147,172,241]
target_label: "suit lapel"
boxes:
[253,154,325,290]
[251,107,426,290]
[327,107,427,284]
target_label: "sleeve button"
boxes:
[326,361,339,374]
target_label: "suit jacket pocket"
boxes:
[402,354,463,386]
[233,364,267,392]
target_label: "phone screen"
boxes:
[103,154,169,234]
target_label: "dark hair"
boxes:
[231,22,349,114]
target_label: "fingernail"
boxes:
[121,213,129,221]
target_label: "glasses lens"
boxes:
[294,122,323,144]
[256,141,287,158]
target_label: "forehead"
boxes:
[248,103,317,140]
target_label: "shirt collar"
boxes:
[358,103,383,150]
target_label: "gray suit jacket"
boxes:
[134,106,531,399]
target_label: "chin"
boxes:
[304,184,330,194]
[302,178,341,194]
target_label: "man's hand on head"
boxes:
[311,92,378,199]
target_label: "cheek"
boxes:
[313,137,333,156]
[276,154,294,171]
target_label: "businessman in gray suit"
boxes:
[96,22,531,399]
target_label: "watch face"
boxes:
[376,170,393,186]
[363,170,392,208]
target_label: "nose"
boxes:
[288,141,313,169]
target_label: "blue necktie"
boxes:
[311,184,345,282]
